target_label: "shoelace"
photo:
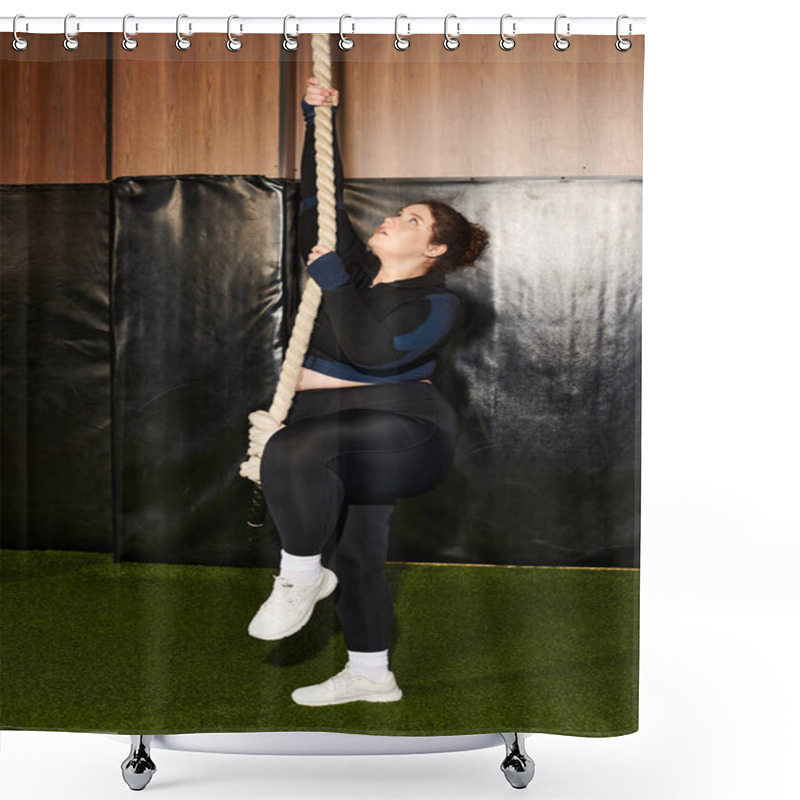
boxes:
[328,668,355,692]
[268,576,300,606]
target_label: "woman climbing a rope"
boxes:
[247,76,489,707]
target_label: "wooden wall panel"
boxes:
[0,34,108,184]
[290,34,644,179]
[1,33,642,185]
[111,34,283,179]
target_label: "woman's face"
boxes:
[368,203,444,265]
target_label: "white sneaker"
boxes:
[291,664,403,706]
[247,568,338,641]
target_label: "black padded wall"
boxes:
[343,178,642,568]
[1,176,640,568]
[111,176,293,566]
[0,185,113,552]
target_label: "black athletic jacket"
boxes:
[298,99,461,383]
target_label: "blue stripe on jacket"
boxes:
[302,353,436,383]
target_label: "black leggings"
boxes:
[260,381,457,651]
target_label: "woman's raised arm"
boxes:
[298,77,367,264]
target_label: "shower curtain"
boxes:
[1,26,642,738]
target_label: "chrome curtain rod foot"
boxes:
[500,733,535,789]
[121,735,157,791]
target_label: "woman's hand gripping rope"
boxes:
[239,410,285,485]
[305,76,339,108]
[307,243,333,265]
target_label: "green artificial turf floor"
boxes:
[0,549,638,736]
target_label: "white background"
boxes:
[2,1,799,798]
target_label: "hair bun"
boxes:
[463,223,490,266]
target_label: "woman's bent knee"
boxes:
[260,427,298,485]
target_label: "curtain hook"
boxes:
[499,14,516,51]
[443,14,460,51]
[615,15,632,52]
[64,13,79,51]
[122,15,138,51]
[554,14,570,51]
[176,14,191,50]
[394,15,410,51]
[339,14,355,50]
[283,15,299,51]
[227,15,243,51]
[12,14,29,51]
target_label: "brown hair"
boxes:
[420,199,490,274]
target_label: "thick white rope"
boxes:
[239,34,337,484]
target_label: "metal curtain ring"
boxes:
[227,15,243,51]
[443,14,460,50]
[554,14,570,51]
[394,15,410,51]
[616,15,632,51]
[122,15,138,51]
[176,14,191,50]
[283,15,299,51]
[499,14,516,50]
[339,14,355,50]
[64,13,79,51]
[12,14,29,51]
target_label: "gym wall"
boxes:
[1,34,642,568]
[1,34,643,183]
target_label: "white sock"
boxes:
[347,649,390,683]
[278,550,322,586]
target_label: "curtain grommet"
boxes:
[12,14,29,51]
[176,14,191,50]
[443,14,460,51]
[394,15,410,50]
[499,14,516,50]
[227,15,243,51]
[283,15,299,51]
[339,14,355,50]
[554,14,570,51]
[121,14,138,51]
[63,13,79,51]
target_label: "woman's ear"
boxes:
[426,242,448,259]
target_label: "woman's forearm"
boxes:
[298,98,367,262]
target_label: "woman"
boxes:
[248,77,489,707]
